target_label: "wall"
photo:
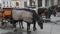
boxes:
[1,0,25,8]
[1,0,59,8]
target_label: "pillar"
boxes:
[26,0,30,7]
[54,0,58,5]
[42,0,45,7]
[49,0,51,7]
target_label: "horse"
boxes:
[11,8,44,32]
[38,8,47,17]
[38,7,57,22]
[45,5,58,19]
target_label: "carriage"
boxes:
[0,5,58,32]
[0,8,12,26]
[0,8,43,32]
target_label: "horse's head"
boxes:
[47,6,57,17]
[52,10,57,17]
[53,5,58,16]
[32,9,44,29]
[37,15,44,29]
[52,5,58,15]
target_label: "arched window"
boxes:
[38,0,42,7]
[51,0,54,6]
[30,0,35,7]
[16,2,19,6]
[24,1,27,7]
[45,0,49,7]
[58,0,60,6]
[3,1,5,4]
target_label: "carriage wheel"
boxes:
[1,18,7,28]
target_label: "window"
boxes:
[45,0,49,6]
[58,0,60,6]
[30,0,35,7]
[38,0,42,7]
[3,1,5,4]
[16,2,19,6]
[51,0,54,6]
[24,1,27,7]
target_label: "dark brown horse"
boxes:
[45,5,58,18]
[38,8,46,16]
[38,5,58,19]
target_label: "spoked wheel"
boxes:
[1,18,7,28]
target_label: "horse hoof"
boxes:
[1,25,7,29]
[13,28,17,32]
[14,29,17,32]
[20,26,21,29]
[33,28,37,31]
[20,26,24,29]
[22,27,24,29]
[40,27,43,30]
[27,31,31,34]
[55,23,57,24]
[27,30,31,32]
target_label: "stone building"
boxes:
[0,0,60,8]
[26,0,59,8]
[0,0,26,8]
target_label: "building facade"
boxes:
[0,0,60,8]
[26,0,59,8]
[0,0,26,8]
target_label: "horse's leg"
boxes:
[20,20,24,29]
[45,14,50,22]
[48,15,51,22]
[19,21,21,28]
[9,16,12,23]
[19,20,24,29]
[48,14,51,19]
[12,20,17,32]
[33,20,37,31]
[1,22,4,26]
[27,23,31,32]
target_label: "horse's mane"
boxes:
[13,8,36,14]
[49,5,58,10]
